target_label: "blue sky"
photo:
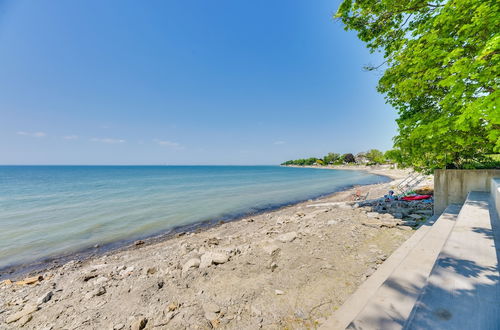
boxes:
[0,0,397,165]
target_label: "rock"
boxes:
[6,305,39,323]
[94,277,109,285]
[203,302,220,314]
[19,314,33,326]
[119,266,135,277]
[37,291,53,305]
[182,258,201,273]
[113,324,125,330]
[204,311,218,321]
[199,253,228,268]
[82,274,98,282]
[211,319,221,328]
[262,244,280,255]
[130,317,147,330]
[274,290,284,295]
[366,212,379,218]
[134,240,145,246]
[167,303,178,311]
[85,286,106,299]
[15,275,43,286]
[157,281,164,289]
[393,212,404,219]
[327,220,338,225]
[146,267,157,275]
[277,232,297,243]
[409,214,423,220]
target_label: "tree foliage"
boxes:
[343,153,356,163]
[336,0,499,171]
[365,149,385,164]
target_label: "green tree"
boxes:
[323,152,342,164]
[343,153,356,163]
[365,149,385,164]
[336,0,499,172]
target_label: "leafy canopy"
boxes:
[336,0,499,171]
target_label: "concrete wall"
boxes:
[492,178,500,217]
[434,169,500,215]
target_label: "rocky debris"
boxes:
[277,232,297,243]
[130,317,147,330]
[5,305,39,324]
[37,291,53,305]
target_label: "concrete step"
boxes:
[319,204,462,330]
[405,192,500,330]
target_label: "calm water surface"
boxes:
[0,166,388,269]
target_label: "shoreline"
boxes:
[0,168,395,281]
[0,167,420,330]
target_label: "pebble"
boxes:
[199,252,228,268]
[182,258,201,273]
[277,232,297,243]
[204,311,218,321]
[37,291,53,305]
[113,324,125,330]
[19,314,33,326]
[130,317,147,330]
[274,290,284,295]
[203,302,220,314]
[262,244,280,255]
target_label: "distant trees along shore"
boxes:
[281,149,395,166]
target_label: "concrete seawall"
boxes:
[434,169,500,215]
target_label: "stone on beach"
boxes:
[130,317,147,330]
[277,232,297,243]
[182,258,201,273]
[199,252,229,269]
[5,305,39,324]
[36,291,53,305]
[262,244,280,255]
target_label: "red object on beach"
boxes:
[401,195,432,201]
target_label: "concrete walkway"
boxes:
[405,192,500,329]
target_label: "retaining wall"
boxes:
[434,169,500,215]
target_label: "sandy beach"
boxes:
[0,168,433,330]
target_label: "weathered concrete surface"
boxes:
[434,169,500,215]
[406,192,500,330]
[492,178,500,218]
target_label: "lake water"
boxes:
[0,166,388,269]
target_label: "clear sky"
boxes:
[0,0,397,165]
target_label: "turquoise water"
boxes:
[0,166,388,269]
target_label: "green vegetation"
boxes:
[336,0,499,172]
[281,149,391,166]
